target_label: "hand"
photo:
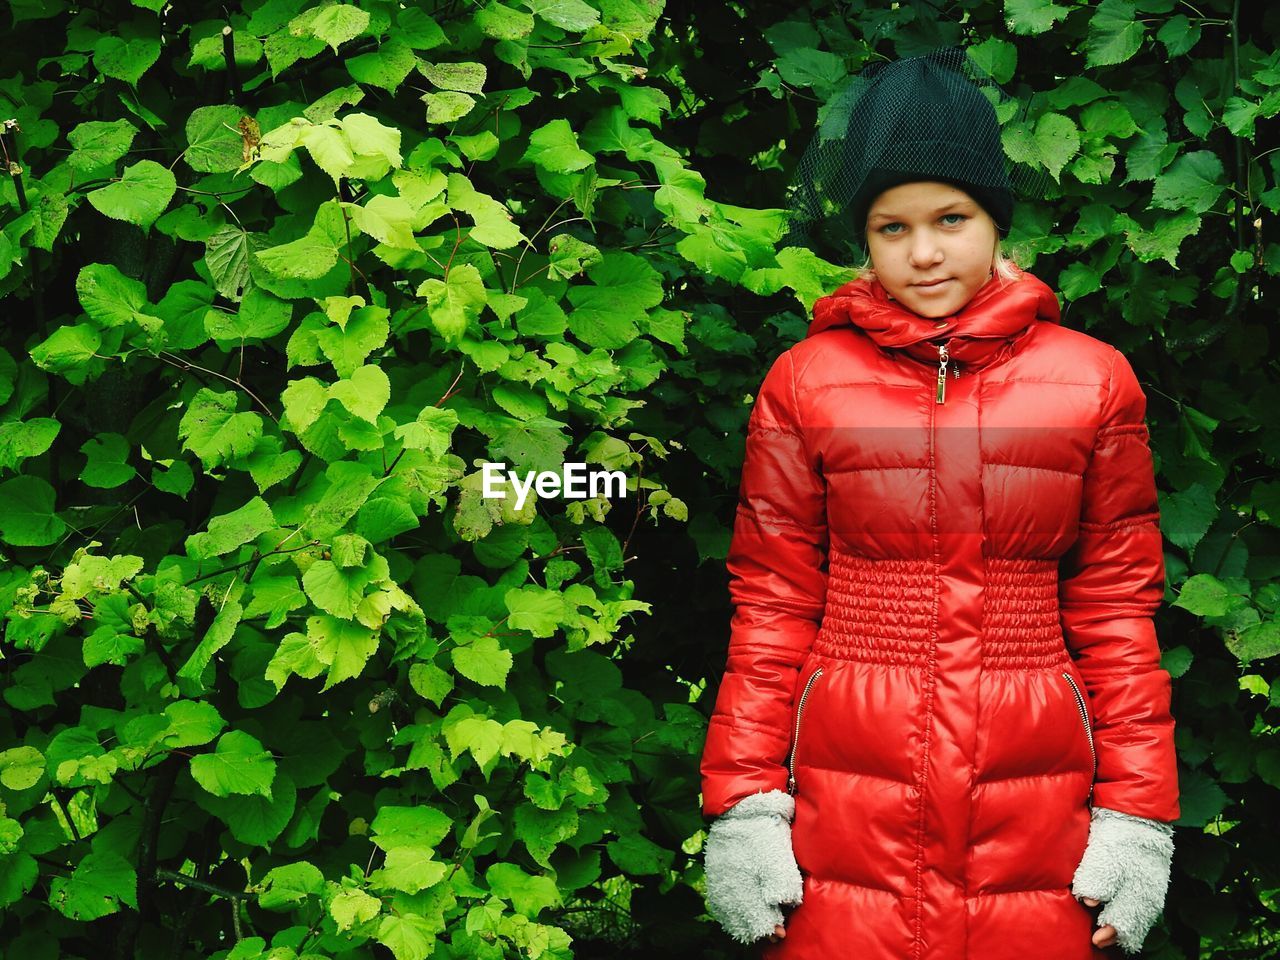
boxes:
[1072,807,1175,955]
[1081,898,1118,949]
[704,790,804,945]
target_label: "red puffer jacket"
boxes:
[699,268,1179,960]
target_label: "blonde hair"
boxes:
[854,236,1023,285]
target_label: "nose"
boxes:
[908,232,944,268]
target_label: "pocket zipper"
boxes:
[1061,671,1097,799]
[787,667,825,796]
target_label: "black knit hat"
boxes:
[782,46,1051,265]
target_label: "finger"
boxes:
[1082,897,1100,907]
[776,923,787,939]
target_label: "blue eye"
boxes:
[877,213,968,235]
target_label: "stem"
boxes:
[156,351,279,423]
[221,26,241,101]
[154,868,250,900]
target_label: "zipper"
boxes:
[935,339,960,404]
[787,667,825,796]
[1062,671,1097,799]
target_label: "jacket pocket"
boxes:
[1061,671,1097,791]
[787,666,825,796]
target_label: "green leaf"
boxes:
[29,324,102,383]
[1174,766,1229,827]
[0,418,61,471]
[346,194,418,250]
[316,303,390,378]
[452,635,513,688]
[476,2,534,40]
[186,497,276,561]
[200,771,297,845]
[1003,112,1079,182]
[190,729,276,799]
[178,388,265,470]
[489,416,571,475]
[186,105,248,173]
[1112,210,1201,267]
[1151,150,1226,215]
[1155,647,1193,685]
[245,437,303,493]
[527,0,600,30]
[291,4,370,52]
[93,34,161,86]
[303,559,378,619]
[68,119,138,173]
[415,263,486,344]
[371,846,449,893]
[423,91,476,124]
[177,600,244,681]
[377,912,440,960]
[1156,14,1201,56]
[206,285,293,341]
[307,614,380,689]
[0,476,65,546]
[775,48,845,96]
[76,262,151,329]
[340,113,404,169]
[258,860,324,910]
[967,37,1017,85]
[394,405,459,456]
[485,861,561,917]
[1227,620,1280,665]
[161,700,227,749]
[204,226,262,301]
[0,746,45,790]
[300,123,356,182]
[443,711,504,771]
[523,119,593,174]
[419,61,487,94]
[607,831,673,876]
[1160,482,1218,553]
[255,226,341,280]
[444,174,525,248]
[409,662,454,706]
[243,574,307,629]
[49,852,137,921]
[1083,0,1146,68]
[87,160,176,230]
[505,586,566,638]
[346,38,417,93]
[80,433,136,488]
[331,886,382,931]
[371,805,454,850]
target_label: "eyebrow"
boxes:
[867,200,975,223]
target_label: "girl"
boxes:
[698,48,1179,959]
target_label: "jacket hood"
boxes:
[808,268,1062,370]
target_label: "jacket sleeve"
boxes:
[700,349,828,819]
[1059,348,1179,823]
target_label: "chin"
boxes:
[903,296,957,318]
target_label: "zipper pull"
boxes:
[936,340,950,404]
[787,774,796,796]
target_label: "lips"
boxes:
[914,278,951,287]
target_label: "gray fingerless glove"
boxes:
[1072,806,1176,955]
[703,789,804,944]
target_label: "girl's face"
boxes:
[864,180,1000,319]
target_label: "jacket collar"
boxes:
[808,269,1061,371]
